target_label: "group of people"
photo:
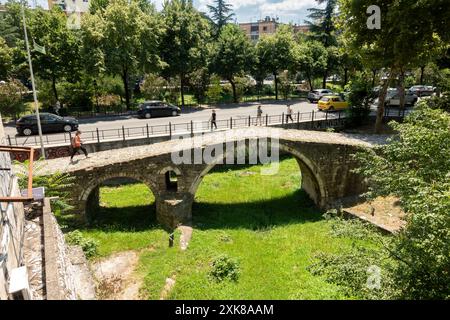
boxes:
[209,104,295,130]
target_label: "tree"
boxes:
[305,0,338,88]
[338,0,450,133]
[29,7,82,102]
[210,24,253,103]
[0,78,26,120]
[355,103,450,299]
[82,0,162,109]
[0,8,20,47]
[140,73,168,100]
[292,40,328,91]
[159,0,211,108]
[0,37,13,79]
[310,100,450,299]
[207,0,235,37]
[256,25,296,100]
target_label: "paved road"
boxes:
[4,99,396,147]
[4,100,325,145]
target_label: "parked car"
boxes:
[307,89,334,103]
[318,95,349,111]
[408,85,434,97]
[137,100,181,119]
[16,113,79,136]
[385,90,418,107]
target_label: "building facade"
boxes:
[239,16,310,41]
[47,0,90,15]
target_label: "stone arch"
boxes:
[78,171,159,219]
[187,140,327,208]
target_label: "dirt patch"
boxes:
[344,196,406,233]
[91,251,143,300]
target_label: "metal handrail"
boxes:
[7,108,408,147]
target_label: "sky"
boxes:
[13,0,322,25]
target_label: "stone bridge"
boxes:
[36,127,387,230]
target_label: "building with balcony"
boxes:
[239,16,310,42]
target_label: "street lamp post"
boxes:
[21,4,45,159]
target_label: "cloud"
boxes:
[261,0,319,16]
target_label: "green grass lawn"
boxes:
[65,157,374,299]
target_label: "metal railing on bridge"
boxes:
[6,108,409,148]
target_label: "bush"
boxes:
[208,254,240,282]
[65,230,98,258]
[206,75,222,104]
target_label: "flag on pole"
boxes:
[33,39,46,54]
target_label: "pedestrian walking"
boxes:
[286,104,294,123]
[54,100,61,115]
[70,130,89,162]
[256,105,263,126]
[210,109,217,130]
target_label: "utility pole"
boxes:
[21,4,45,159]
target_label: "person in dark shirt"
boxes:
[210,109,217,130]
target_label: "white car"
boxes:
[307,89,334,103]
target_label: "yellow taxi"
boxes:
[317,95,349,111]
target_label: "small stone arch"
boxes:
[158,166,182,192]
[78,172,159,219]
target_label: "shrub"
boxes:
[208,254,240,282]
[206,75,222,104]
[65,230,98,258]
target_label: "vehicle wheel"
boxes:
[63,124,72,132]
[22,128,33,136]
[172,111,178,116]
[145,112,151,119]
[329,106,334,111]
[308,99,313,103]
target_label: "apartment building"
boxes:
[239,16,310,41]
[47,0,90,14]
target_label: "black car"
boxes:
[137,101,181,119]
[16,113,79,136]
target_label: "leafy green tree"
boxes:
[210,24,254,103]
[256,25,296,100]
[338,0,450,133]
[206,74,222,104]
[29,7,82,101]
[0,8,20,47]
[140,73,168,100]
[310,101,450,299]
[0,37,13,79]
[207,0,235,37]
[355,104,450,299]
[0,78,26,120]
[82,0,162,109]
[159,0,211,108]
[305,0,338,88]
[292,40,328,91]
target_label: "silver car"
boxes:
[385,90,418,107]
[307,89,334,102]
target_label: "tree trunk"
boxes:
[51,75,59,103]
[229,78,237,103]
[398,70,405,110]
[344,68,348,86]
[375,68,396,134]
[420,66,425,85]
[274,73,278,100]
[180,74,185,108]
[371,69,377,88]
[322,70,327,89]
[307,73,313,91]
[122,68,131,110]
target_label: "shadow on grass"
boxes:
[58,189,323,234]
[192,189,323,231]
